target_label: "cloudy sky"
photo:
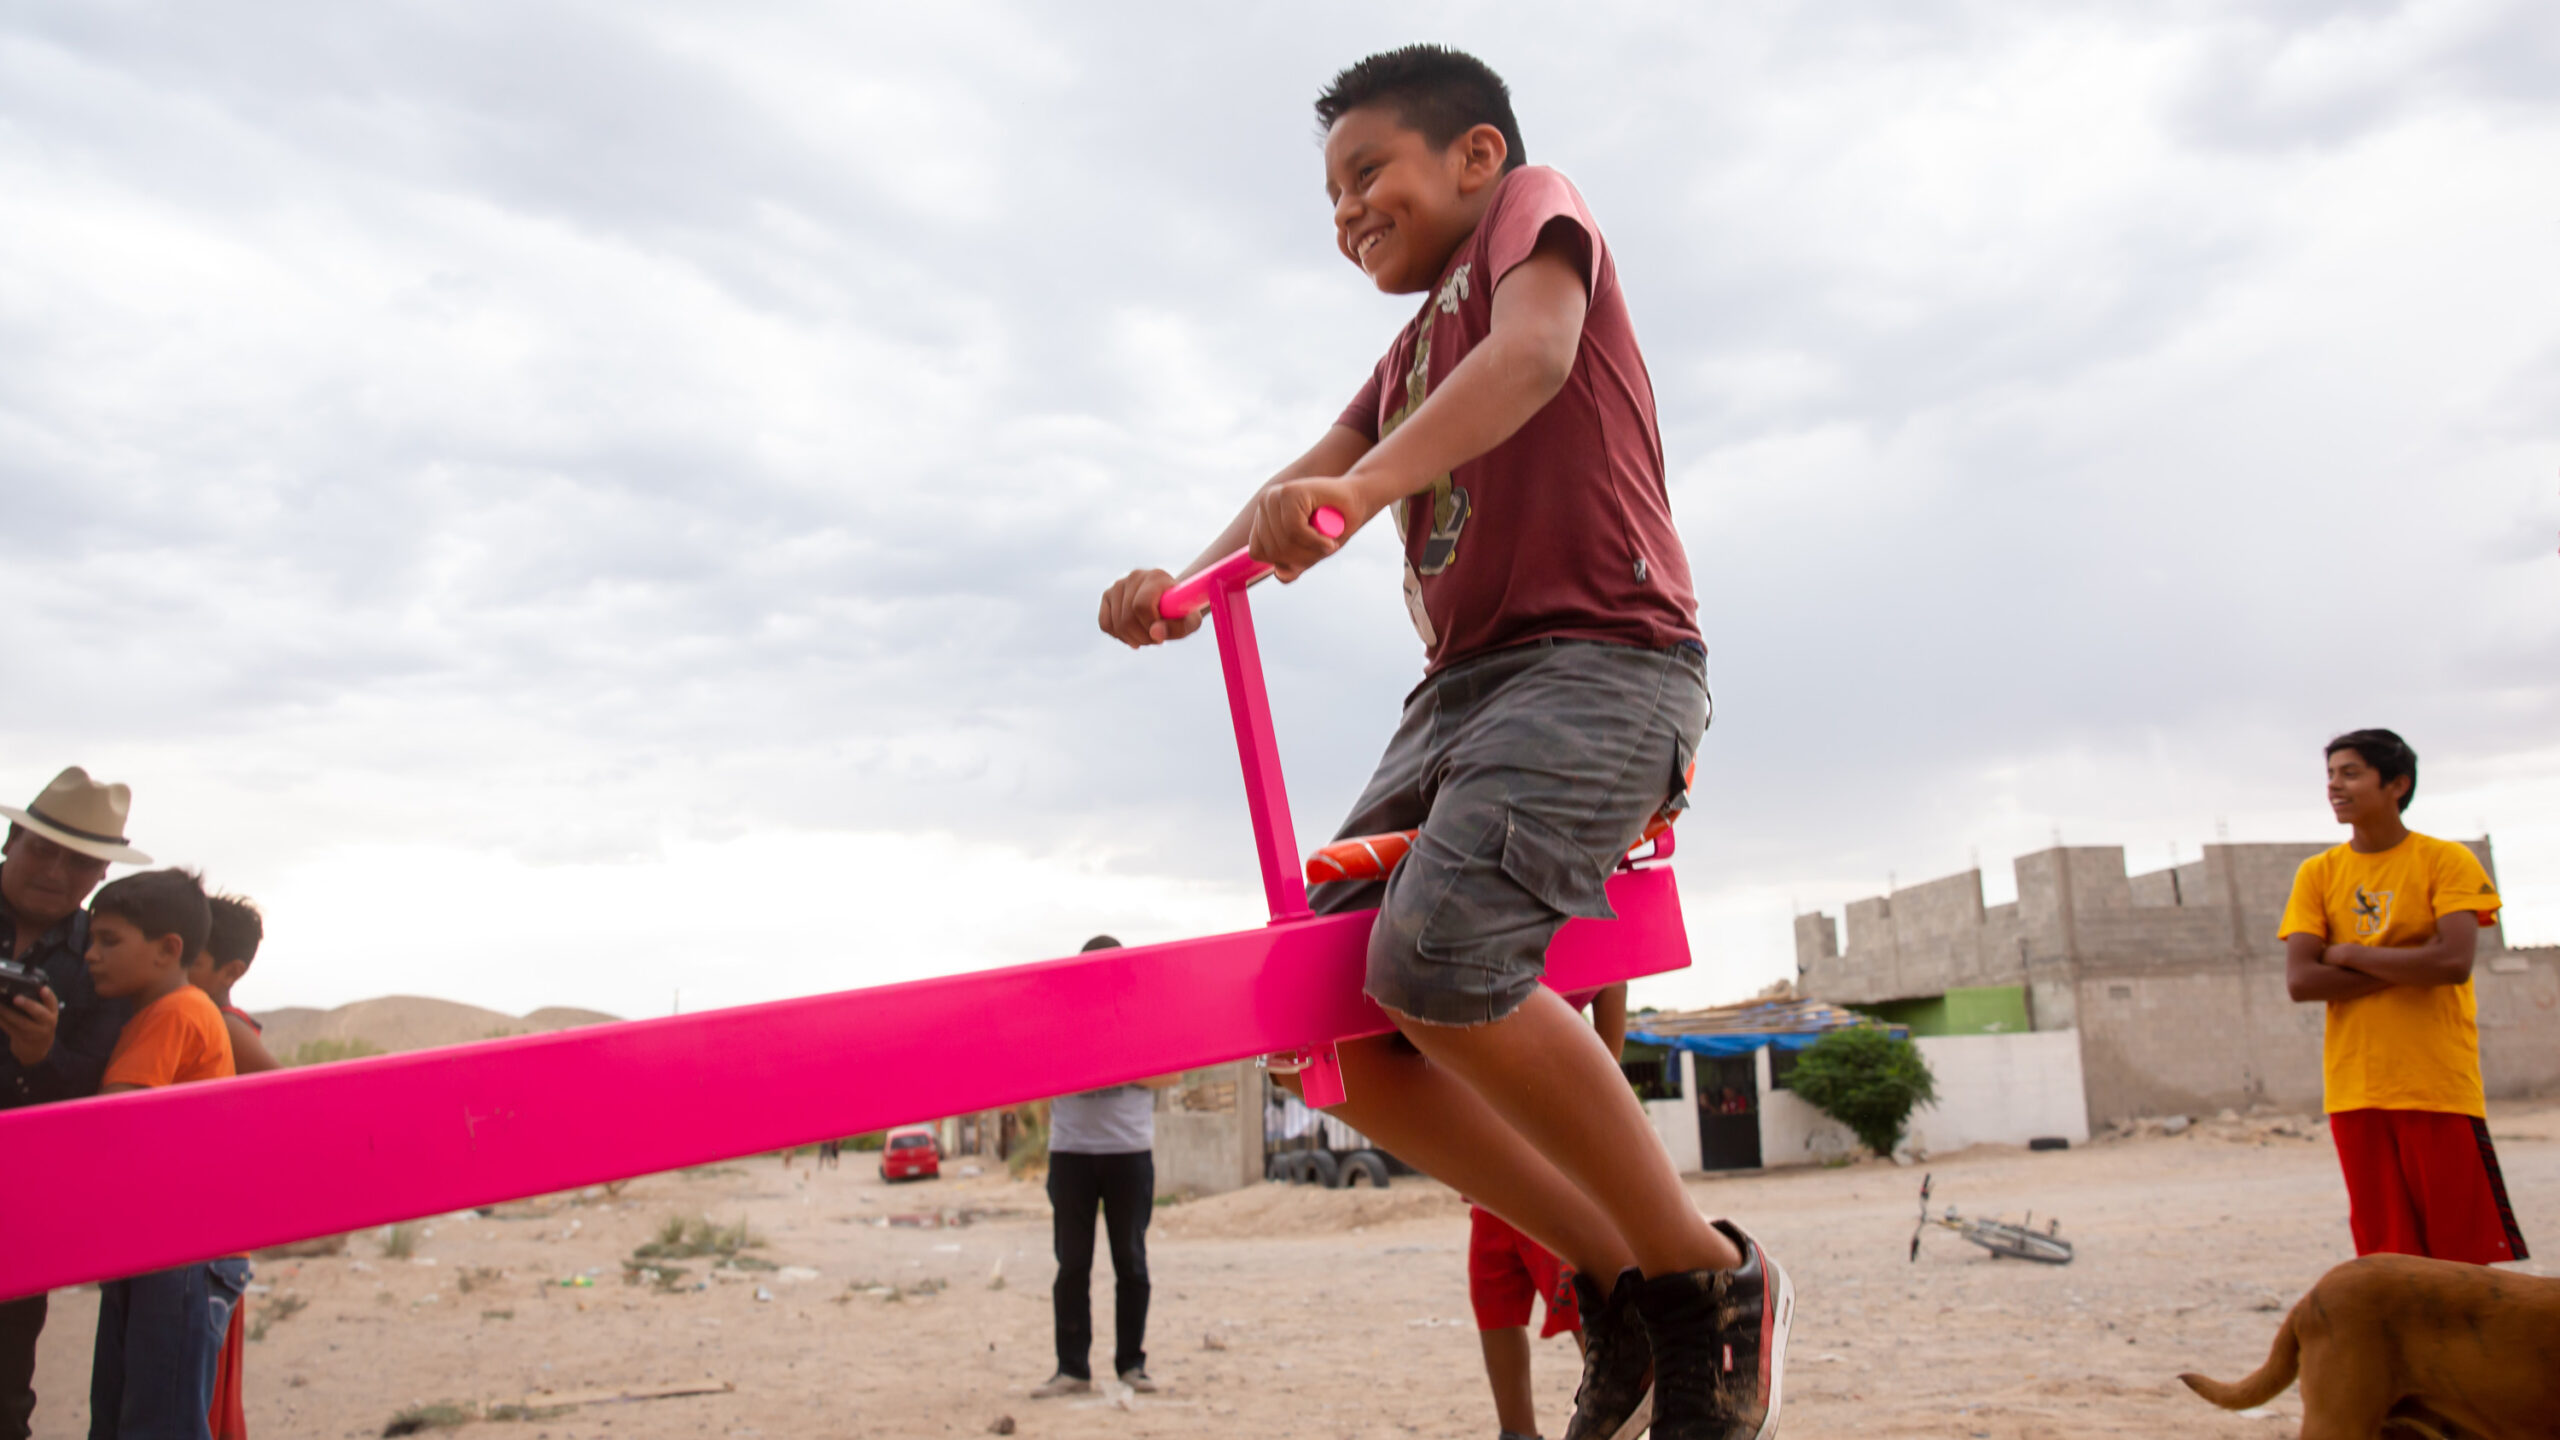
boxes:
[4,1,2555,1023]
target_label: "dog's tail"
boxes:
[2178,1303,2301,1410]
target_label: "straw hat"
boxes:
[0,767,153,865]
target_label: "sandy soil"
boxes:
[30,1100,2558,1440]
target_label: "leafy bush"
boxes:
[290,1038,384,1067]
[631,1214,761,1261]
[1005,1108,1048,1180]
[1785,1026,1937,1159]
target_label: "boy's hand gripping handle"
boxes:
[1157,506,1346,619]
[1153,503,1349,1108]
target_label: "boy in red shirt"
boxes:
[1469,985,1628,1440]
[83,869,246,1440]
[1099,47,1786,1440]
[2281,728,2526,1264]
[181,893,270,1439]
[184,893,278,1077]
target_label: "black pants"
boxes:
[0,1293,44,1440]
[1047,1150,1152,1380]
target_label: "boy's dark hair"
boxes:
[1080,934,1122,953]
[207,893,264,968]
[2326,728,2418,813]
[90,868,211,962]
[1315,45,1526,172]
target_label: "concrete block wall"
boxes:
[1149,1062,1264,1198]
[2128,858,2209,909]
[2069,961,2324,1121]
[2477,946,2560,1099]
[1794,912,1838,973]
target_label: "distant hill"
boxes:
[254,996,621,1063]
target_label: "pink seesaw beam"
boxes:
[0,502,1692,1301]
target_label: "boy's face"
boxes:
[2326,749,2408,825]
[182,950,246,997]
[85,912,183,1000]
[1324,105,1507,295]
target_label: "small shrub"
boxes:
[247,1292,307,1342]
[1005,1110,1048,1180]
[622,1261,692,1292]
[629,1214,765,1274]
[379,1223,420,1260]
[1785,1026,1938,1159]
[455,1266,502,1295]
[382,1401,474,1435]
[290,1038,384,1067]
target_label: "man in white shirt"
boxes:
[1033,936,1177,1398]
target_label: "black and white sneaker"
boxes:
[1561,1267,1655,1440]
[1634,1221,1793,1440]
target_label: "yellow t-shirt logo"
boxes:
[2351,885,2394,937]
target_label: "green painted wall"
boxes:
[1851,985,2027,1037]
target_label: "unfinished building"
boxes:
[1796,841,2560,1129]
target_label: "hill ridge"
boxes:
[253,995,621,1062]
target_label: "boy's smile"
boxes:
[1324,105,1507,296]
[2326,751,2400,825]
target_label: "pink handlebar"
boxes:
[1157,506,1347,619]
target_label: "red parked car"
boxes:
[879,1125,941,1182]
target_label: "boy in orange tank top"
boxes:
[83,870,247,1440]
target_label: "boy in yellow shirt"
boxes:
[2280,729,2525,1264]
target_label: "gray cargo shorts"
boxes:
[1310,638,1709,1028]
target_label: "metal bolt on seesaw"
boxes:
[0,506,1692,1300]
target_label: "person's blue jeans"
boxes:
[89,1258,249,1440]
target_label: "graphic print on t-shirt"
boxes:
[1385,263,1478,580]
[2352,885,2394,937]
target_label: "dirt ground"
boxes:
[30,1099,2558,1440]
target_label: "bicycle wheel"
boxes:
[1968,1223,2073,1265]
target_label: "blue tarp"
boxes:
[1626,1026,1905,1057]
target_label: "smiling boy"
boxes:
[2281,729,2526,1265]
[84,868,249,1440]
[1098,46,1785,1440]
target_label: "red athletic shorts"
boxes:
[2329,1108,2529,1265]
[209,1298,246,1440]
[1467,1206,1581,1337]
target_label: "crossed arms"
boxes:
[2284,912,2479,1003]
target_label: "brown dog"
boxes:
[2181,1254,2560,1439]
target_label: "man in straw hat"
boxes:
[0,766,151,1440]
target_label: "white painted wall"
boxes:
[1759,1087,1858,1169]
[1755,1030,2090,1169]
[1905,1030,2089,1153]
[1643,1051,1701,1173]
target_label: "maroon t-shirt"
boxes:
[1337,165,1699,672]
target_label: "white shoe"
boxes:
[1030,1372,1092,1398]
[1118,1368,1159,1394]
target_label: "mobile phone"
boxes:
[0,959,48,1010]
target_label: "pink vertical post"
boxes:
[1205,580,1311,922]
